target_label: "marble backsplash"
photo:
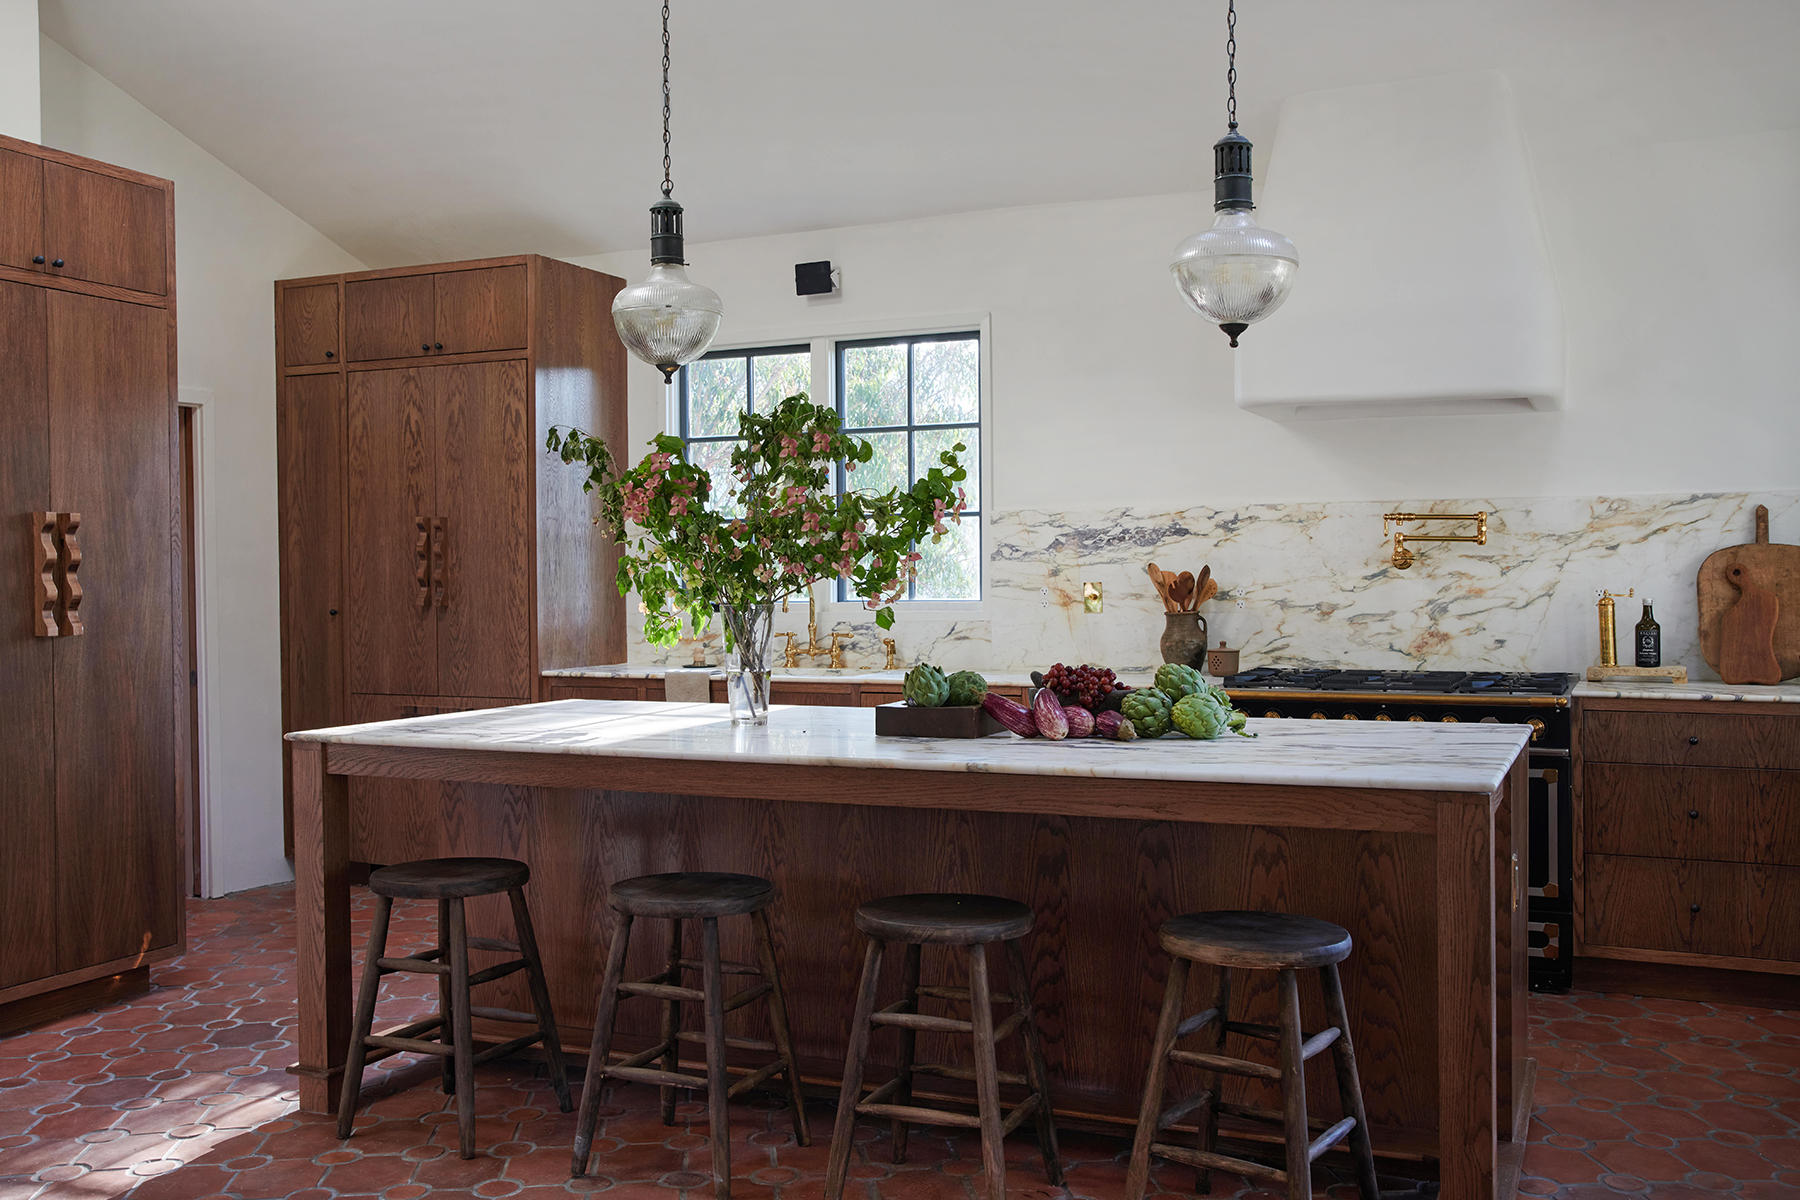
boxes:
[625,490,1798,682]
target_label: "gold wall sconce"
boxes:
[1383,511,1488,569]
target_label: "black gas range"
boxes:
[1222,667,1575,992]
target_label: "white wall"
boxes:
[40,35,365,897]
[0,0,38,140]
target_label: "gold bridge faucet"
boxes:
[781,582,833,664]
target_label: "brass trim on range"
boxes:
[1223,689,1569,709]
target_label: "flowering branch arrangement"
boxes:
[547,392,969,645]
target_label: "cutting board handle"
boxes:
[1756,504,1769,544]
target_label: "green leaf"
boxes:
[875,607,896,630]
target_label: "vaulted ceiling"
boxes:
[40,0,1800,267]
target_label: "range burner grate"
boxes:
[1223,666,1574,697]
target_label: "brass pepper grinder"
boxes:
[1595,588,1633,666]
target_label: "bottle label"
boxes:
[1636,632,1661,668]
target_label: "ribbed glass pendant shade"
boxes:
[1170,209,1298,343]
[612,263,723,380]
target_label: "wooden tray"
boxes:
[874,702,1007,738]
[1697,505,1800,681]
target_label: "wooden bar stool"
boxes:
[824,894,1061,1200]
[1124,911,1380,1200]
[571,872,809,1198]
[336,857,571,1160]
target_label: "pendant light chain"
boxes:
[661,0,673,198]
[1225,0,1238,131]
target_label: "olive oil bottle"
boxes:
[1635,599,1662,667]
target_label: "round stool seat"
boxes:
[855,893,1034,945]
[609,872,774,918]
[1159,911,1352,970]
[369,857,530,900]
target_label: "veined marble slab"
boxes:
[622,490,1797,682]
[542,664,1159,688]
[1574,681,1800,704]
[289,700,1527,794]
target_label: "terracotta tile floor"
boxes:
[1,884,1796,1199]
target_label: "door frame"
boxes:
[177,386,216,898]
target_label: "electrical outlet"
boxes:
[1236,598,1246,610]
[1040,586,1050,610]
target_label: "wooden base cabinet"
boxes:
[277,256,627,854]
[0,135,181,1006]
[1574,698,1800,1003]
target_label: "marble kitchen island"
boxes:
[289,702,1530,1199]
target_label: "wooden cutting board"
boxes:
[1698,505,1800,681]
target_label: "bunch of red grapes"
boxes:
[1043,663,1118,709]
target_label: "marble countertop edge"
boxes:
[1572,681,1800,703]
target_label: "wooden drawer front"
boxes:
[1587,853,1800,962]
[1586,763,1800,865]
[283,283,341,366]
[345,274,433,361]
[41,163,168,294]
[433,266,528,355]
[770,683,857,707]
[1582,708,1800,770]
[547,682,646,701]
[860,688,903,708]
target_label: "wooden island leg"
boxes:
[1437,796,1497,1200]
[291,740,353,1114]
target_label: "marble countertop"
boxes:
[1574,680,1800,703]
[541,663,1159,687]
[289,700,1527,794]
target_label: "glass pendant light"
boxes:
[1170,0,1297,347]
[613,0,723,380]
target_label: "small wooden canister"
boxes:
[1206,641,1240,676]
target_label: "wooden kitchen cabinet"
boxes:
[0,135,181,1009]
[276,255,627,853]
[343,262,528,362]
[1574,697,1800,1003]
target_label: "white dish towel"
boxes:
[663,669,715,704]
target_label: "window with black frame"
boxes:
[678,344,810,519]
[835,332,981,601]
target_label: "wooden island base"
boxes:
[290,707,1530,1199]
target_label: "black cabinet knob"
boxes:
[1688,809,1700,819]
[51,259,64,268]
[1688,735,1700,745]
[32,255,44,264]
[1690,903,1701,914]
[324,350,335,359]
[328,608,339,616]
[422,343,432,351]
[433,342,443,351]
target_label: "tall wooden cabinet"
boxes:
[0,134,182,1007]
[276,256,627,853]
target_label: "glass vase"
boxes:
[719,602,774,725]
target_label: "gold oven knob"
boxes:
[1373,713,1391,721]
[1264,710,1284,719]
[1527,717,1545,742]
[1340,712,1360,720]
[1441,714,1459,723]
[1407,714,1425,722]
[1310,711,1328,720]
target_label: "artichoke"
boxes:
[1155,663,1207,701]
[945,670,989,707]
[903,663,950,707]
[1120,689,1173,738]
[1171,694,1230,740]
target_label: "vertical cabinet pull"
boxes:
[56,513,83,636]
[431,517,448,609]
[415,516,431,608]
[32,512,59,637]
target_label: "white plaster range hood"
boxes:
[1234,70,1563,421]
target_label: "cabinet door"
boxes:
[434,265,528,355]
[279,373,347,736]
[0,281,57,990]
[47,291,179,972]
[41,163,168,295]
[0,147,44,274]
[344,274,433,362]
[282,283,341,367]
[346,368,438,694]
[434,360,532,698]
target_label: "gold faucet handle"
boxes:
[828,631,851,669]
[774,630,801,668]
[882,637,897,670]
